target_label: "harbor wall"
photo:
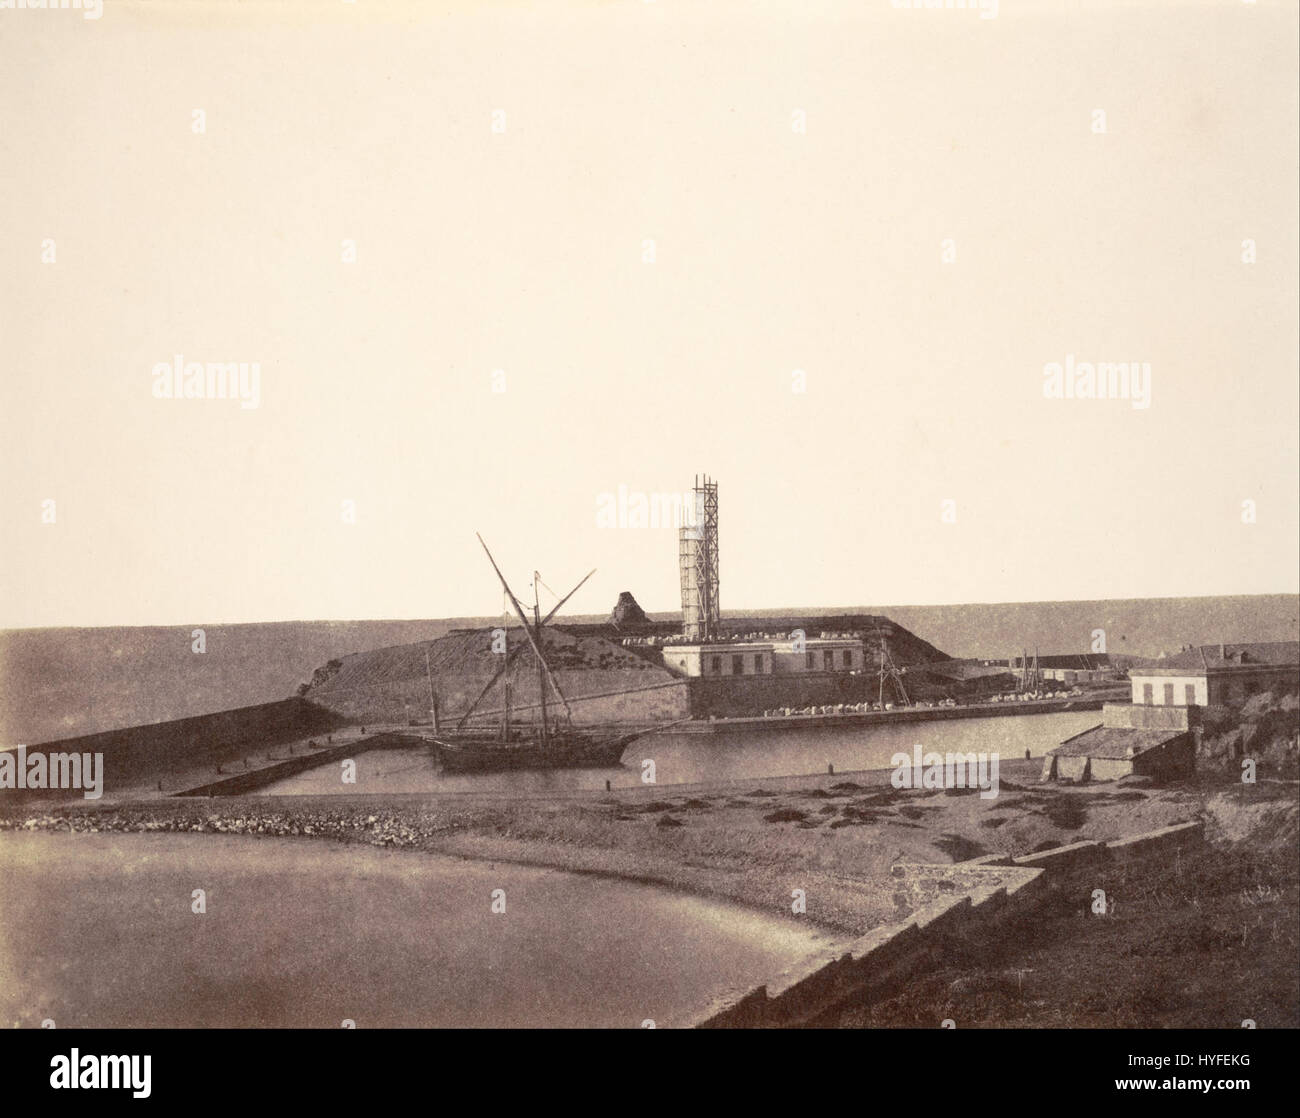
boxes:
[172,732,423,796]
[675,693,1110,732]
[1,698,346,802]
[685,673,873,718]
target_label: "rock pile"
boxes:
[608,591,650,631]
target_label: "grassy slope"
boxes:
[829,783,1299,1028]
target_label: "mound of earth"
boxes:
[301,626,687,727]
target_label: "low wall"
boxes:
[686,674,869,718]
[684,819,1204,1028]
[1097,820,1206,863]
[173,732,422,796]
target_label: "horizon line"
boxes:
[2,589,1298,634]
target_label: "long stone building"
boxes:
[1127,641,1300,708]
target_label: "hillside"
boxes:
[304,626,685,728]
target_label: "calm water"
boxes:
[260,709,1102,795]
[0,831,830,1028]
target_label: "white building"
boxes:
[1128,642,1299,707]
[663,637,864,678]
[771,637,864,674]
[662,642,774,677]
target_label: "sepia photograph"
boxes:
[1,0,1297,1097]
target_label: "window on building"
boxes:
[823,650,834,671]
[842,650,852,668]
[1184,684,1196,706]
[806,651,814,670]
[1163,683,1174,705]
[711,656,721,675]
[754,654,764,673]
[732,655,744,675]
[1143,683,1153,705]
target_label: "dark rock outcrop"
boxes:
[609,591,650,631]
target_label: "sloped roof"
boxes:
[923,661,1015,681]
[1050,725,1185,760]
[1009,653,1112,670]
[1136,641,1300,672]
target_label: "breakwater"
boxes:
[1,697,348,802]
[173,730,424,797]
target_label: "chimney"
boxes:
[1219,643,1226,661]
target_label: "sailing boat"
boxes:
[431,535,654,772]
[433,725,645,773]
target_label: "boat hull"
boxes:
[433,732,633,772]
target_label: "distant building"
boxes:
[1008,654,1113,670]
[1042,667,1117,684]
[664,637,864,678]
[1006,653,1119,685]
[1128,642,1300,708]
[920,660,1016,696]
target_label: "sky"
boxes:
[1,0,1297,628]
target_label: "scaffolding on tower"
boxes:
[679,474,720,641]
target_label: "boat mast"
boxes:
[425,646,440,733]
[473,534,577,731]
[878,643,885,707]
[534,571,549,745]
[454,564,595,731]
[877,635,910,707]
[501,626,512,741]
